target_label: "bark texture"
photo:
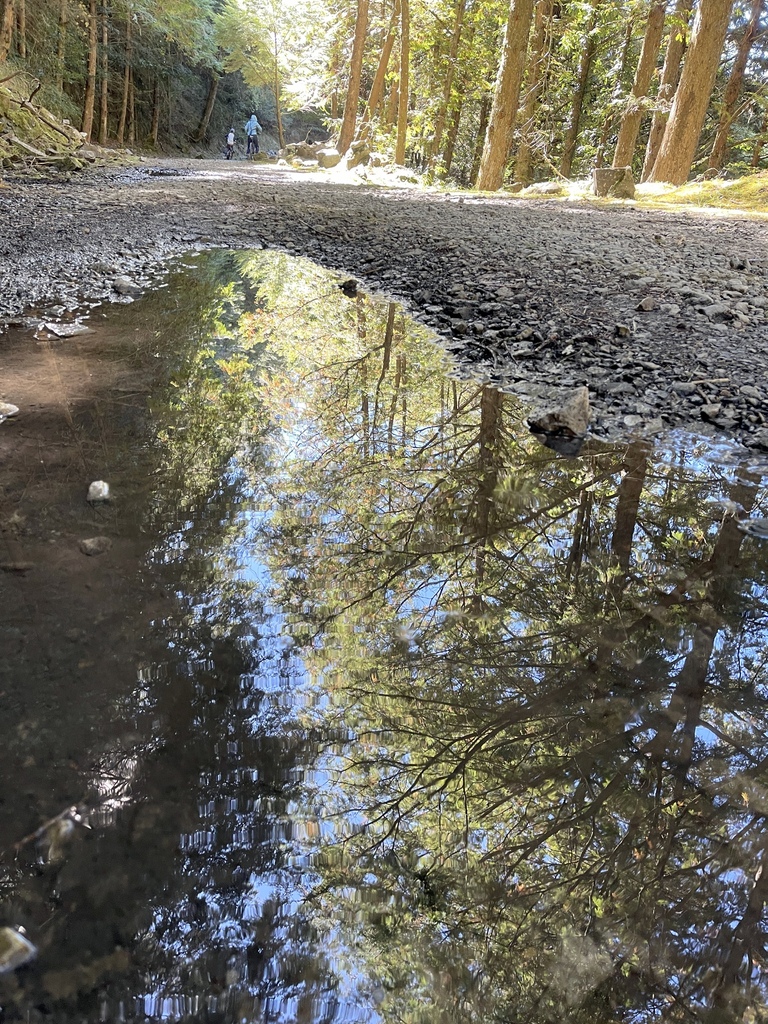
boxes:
[612,0,667,168]
[641,0,693,179]
[649,0,735,185]
[0,0,15,62]
[559,3,599,178]
[708,0,765,170]
[81,0,98,142]
[395,0,409,163]
[338,0,370,154]
[514,0,554,184]
[475,0,536,191]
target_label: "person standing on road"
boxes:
[244,113,262,156]
[225,128,236,159]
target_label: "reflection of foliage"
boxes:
[10,250,768,1022]
[247,292,768,1022]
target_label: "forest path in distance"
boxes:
[1,156,767,446]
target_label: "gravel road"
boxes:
[1,158,767,445]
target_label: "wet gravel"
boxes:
[1,157,767,445]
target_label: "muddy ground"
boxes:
[1,156,768,447]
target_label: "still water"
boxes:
[2,250,768,1023]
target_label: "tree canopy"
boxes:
[0,0,766,185]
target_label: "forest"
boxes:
[0,0,766,190]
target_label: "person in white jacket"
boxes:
[244,114,262,155]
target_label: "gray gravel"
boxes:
[1,157,767,445]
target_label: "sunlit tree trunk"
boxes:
[395,0,409,163]
[361,0,399,138]
[514,0,554,185]
[98,1,109,144]
[559,2,599,178]
[81,0,98,142]
[0,0,15,62]
[194,71,219,143]
[641,0,693,179]
[15,0,25,58]
[428,0,466,172]
[338,0,369,153]
[708,0,765,171]
[55,0,69,91]
[475,0,536,190]
[117,6,131,145]
[649,0,735,185]
[612,0,667,168]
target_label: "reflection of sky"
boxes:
[114,253,768,1021]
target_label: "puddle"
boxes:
[2,250,768,1021]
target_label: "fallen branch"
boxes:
[5,135,77,163]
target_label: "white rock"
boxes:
[79,536,113,556]
[0,402,19,420]
[0,927,37,974]
[87,480,110,503]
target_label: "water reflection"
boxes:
[2,250,768,1022]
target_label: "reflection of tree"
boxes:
[252,302,768,1022]
[0,251,377,1021]
[6,249,768,1022]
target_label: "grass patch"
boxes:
[636,171,768,215]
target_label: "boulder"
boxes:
[282,141,318,160]
[592,166,635,199]
[316,147,342,169]
[527,386,590,456]
[346,140,371,169]
[522,180,566,197]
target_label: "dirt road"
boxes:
[1,157,767,443]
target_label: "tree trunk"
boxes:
[475,0,536,191]
[55,0,69,92]
[752,109,768,166]
[641,0,693,179]
[386,80,398,126]
[708,0,765,171]
[395,0,409,163]
[15,0,25,58]
[127,65,135,144]
[470,94,491,183]
[559,3,599,178]
[648,0,735,185]
[338,0,369,153]
[441,95,463,172]
[98,1,109,145]
[117,7,131,145]
[194,71,219,143]
[0,0,15,63]
[81,0,98,142]
[151,77,160,147]
[612,0,667,168]
[514,0,554,185]
[273,39,284,148]
[361,0,400,138]
[427,0,466,172]
[594,12,634,166]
